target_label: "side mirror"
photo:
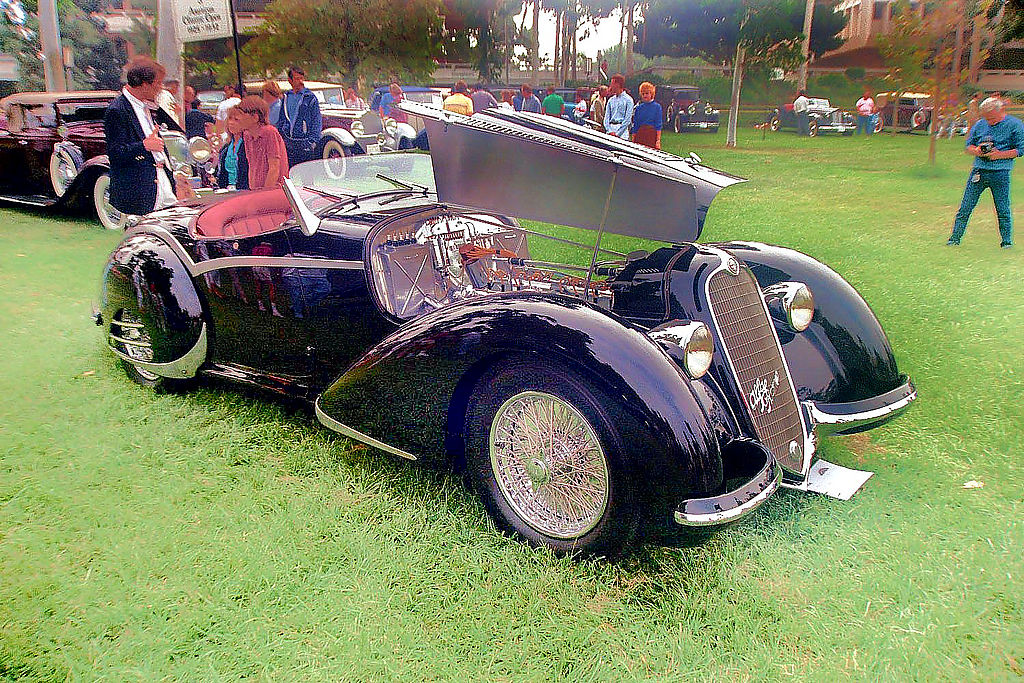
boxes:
[282,176,320,237]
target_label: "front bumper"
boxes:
[806,376,917,436]
[675,440,779,526]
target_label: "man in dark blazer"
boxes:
[104,56,184,216]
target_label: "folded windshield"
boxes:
[288,152,437,213]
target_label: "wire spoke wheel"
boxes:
[488,391,610,539]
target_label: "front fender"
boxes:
[100,232,205,370]
[714,241,904,405]
[59,153,109,209]
[321,127,356,148]
[317,293,723,503]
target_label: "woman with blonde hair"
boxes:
[630,81,663,149]
[261,80,283,126]
[232,95,289,189]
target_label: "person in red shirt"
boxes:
[232,96,289,189]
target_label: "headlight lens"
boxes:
[350,120,364,136]
[188,136,212,163]
[649,321,715,380]
[787,284,814,331]
[383,117,398,136]
[764,282,814,332]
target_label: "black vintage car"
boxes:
[767,97,856,137]
[95,104,916,556]
[656,85,720,133]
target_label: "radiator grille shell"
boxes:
[706,266,807,474]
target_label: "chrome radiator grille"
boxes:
[707,267,806,473]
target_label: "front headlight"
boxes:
[350,119,364,136]
[188,136,212,164]
[649,321,715,379]
[764,282,814,332]
[383,117,398,137]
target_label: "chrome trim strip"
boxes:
[112,319,143,329]
[191,256,363,276]
[109,323,207,379]
[108,333,151,347]
[806,381,917,435]
[702,246,814,477]
[674,459,780,526]
[315,398,418,461]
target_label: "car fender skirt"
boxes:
[712,241,904,405]
[316,293,724,502]
[675,439,779,526]
[100,233,205,365]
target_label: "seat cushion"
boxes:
[193,188,293,239]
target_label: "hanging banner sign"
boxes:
[174,0,233,42]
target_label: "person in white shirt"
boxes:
[855,89,875,135]
[215,83,241,135]
[793,90,810,136]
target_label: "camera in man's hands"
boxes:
[978,141,995,155]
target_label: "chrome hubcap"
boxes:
[489,391,609,539]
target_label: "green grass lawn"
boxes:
[1,129,1021,681]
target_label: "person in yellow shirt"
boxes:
[443,80,474,116]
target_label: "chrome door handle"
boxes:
[18,140,28,145]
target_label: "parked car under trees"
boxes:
[767,97,855,136]
[94,104,916,556]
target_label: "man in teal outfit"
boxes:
[947,97,1024,248]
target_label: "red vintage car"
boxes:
[873,92,933,133]
[0,91,125,227]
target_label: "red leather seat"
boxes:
[193,188,293,239]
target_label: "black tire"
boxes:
[709,125,719,134]
[463,359,642,557]
[873,117,884,134]
[807,119,819,137]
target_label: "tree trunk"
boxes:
[797,0,814,92]
[625,3,635,76]
[571,18,577,82]
[726,43,744,149]
[618,3,626,73]
[557,8,565,86]
[928,78,940,164]
[531,1,541,87]
[968,12,981,84]
[951,14,964,92]
[38,0,68,92]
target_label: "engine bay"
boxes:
[369,210,616,319]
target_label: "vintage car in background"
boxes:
[767,97,855,136]
[0,90,215,229]
[873,92,933,133]
[656,85,720,133]
[95,104,916,556]
[0,91,123,226]
[198,81,348,115]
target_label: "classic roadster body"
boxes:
[96,104,915,555]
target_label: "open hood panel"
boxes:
[401,102,745,244]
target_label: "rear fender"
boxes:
[317,293,723,505]
[713,241,903,404]
[100,232,205,373]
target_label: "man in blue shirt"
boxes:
[948,97,1023,248]
[276,65,322,167]
[603,74,634,140]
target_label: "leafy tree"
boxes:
[640,0,838,147]
[439,0,520,83]
[245,0,445,85]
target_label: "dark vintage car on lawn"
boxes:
[0,90,215,229]
[767,97,856,136]
[873,92,933,133]
[656,85,720,133]
[95,103,916,556]
[0,91,125,227]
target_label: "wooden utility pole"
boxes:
[797,0,814,91]
[38,0,67,92]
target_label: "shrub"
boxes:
[845,67,866,81]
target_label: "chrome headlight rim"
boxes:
[383,117,398,137]
[187,135,213,164]
[649,320,715,380]
[764,281,815,332]
[350,119,364,136]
